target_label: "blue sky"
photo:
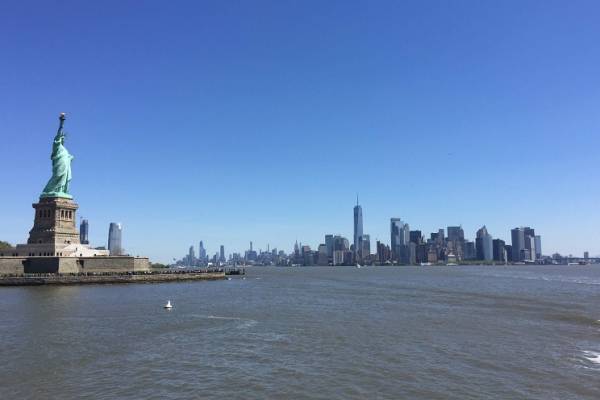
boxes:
[1,0,599,262]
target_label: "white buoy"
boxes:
[164,300,173,309]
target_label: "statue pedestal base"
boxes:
[27,197,80,248]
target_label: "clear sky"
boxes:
[2,0,599,262]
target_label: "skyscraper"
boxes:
[353,196,363,261]
[524,235,536,262]
[475,226,493,261]
[390,218,402,261]
[360,234,370,260]
[325,234,334,259]
[79,218,89,245]
[409,230,422,245]
[198,240,206,262]
[447,226,465,242]
[523,227,536,261]
[188,245,195,266]
[511,228,525,262]
[534,235,542,259]
[107,222,122,256]
[492,239,506,262]
[390,218,409,262]
[219,245,225,262]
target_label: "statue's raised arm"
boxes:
[41,113,74,199]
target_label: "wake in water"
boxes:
[205,314,258,329]
[582,351,600,365]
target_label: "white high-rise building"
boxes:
[108,222,122,256]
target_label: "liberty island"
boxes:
[0,114,227,284]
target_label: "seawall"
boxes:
[0,271,226,286]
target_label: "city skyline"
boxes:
[1,2,599,262]
[171,197,593,266]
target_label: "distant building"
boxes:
[504,245,513,262]
[198,241,206,262]
[523,227,536,261]
[317,244,328,266]
[390,218,402,261]
[325,234,334,259]
[534,235,542,259]
[464,241,476,260]
[390,218,409,262]
[79,219,89,245]
[511,228,525,261]
[409,230,422,245]
[584,251,589,260]
[219,245,225,262]
[107,222,122,256]
[475,226,493,261]
[188,245,195,266]
[360,234,370,260]
[447,226,465,242]
[524,234,536,262]
[492,239,506,262]
[376,241,390,264]
[353,197,363,261]
[447,226,465,260]
[333,235,350,265]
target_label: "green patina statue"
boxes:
[41,113,74,199]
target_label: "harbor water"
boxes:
[1,265,599,399]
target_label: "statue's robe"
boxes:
[42,139,73,195]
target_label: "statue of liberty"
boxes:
[41,113,74,199]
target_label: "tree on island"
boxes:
[0,241,12,249]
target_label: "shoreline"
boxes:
[0,271,227,286]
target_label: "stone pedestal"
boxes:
[28,197,80,246]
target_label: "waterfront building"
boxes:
[390,218,401,261]
[108,222,123,256]
[390,218,409,262]
[376,240,390,264]
[325,234,334,259]
[408,242,417,264]
[360,234,370,260]
[447,226,465,261]
[79,218,89,244]
[416,243,428,264]
[464,241,476,260]
[198,240,206,262]
[188,245,195,266]
[534,235,542,259]
[476,226,493,261]
[219,245,225,262]
[504,245,513,262]
[427,248,438,263]
[353,197,363,261]
[317,244,328,266]
[493,239,506,262]
[584,251,589,260]
[511,228,525,262]
[524,235,536,262]
[522,227,536,261]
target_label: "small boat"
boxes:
[164,300,173,309]
[356,264,362,269]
